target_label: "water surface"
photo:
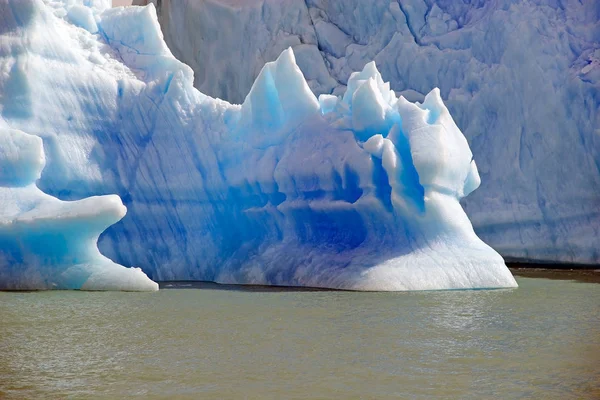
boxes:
[1,277,598,399]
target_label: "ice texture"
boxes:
[141,0,600,265]
[0,0,517,290]
[0,126,158,291]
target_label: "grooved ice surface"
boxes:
[143,0,600,265]
[0,0,517,290]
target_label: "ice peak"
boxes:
[351,78,390,139]
[420,88,446,124]
[239,47,319,131]
[99,4,172,57]
[343,61,395,106]
[339,63,399,140]
[396,89,476,198]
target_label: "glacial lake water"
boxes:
[1,276,598,399]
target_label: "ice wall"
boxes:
[0,0,517,290]
[142,0,600,265]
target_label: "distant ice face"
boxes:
[0,0,517,291]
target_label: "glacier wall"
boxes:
[141,0,600,265]
[0,0,517,290]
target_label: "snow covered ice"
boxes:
[0,0,517,290]
[143,0,600,266]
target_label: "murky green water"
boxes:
[1,277,598,399]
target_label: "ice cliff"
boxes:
[0,0,518,290]
[141,0,600,265]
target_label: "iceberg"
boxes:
[142,0,600,266]
[0,0,517,290]
[0,126,158,291]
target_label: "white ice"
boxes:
[0,0,517,290]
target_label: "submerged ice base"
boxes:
[0,0,517,291]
